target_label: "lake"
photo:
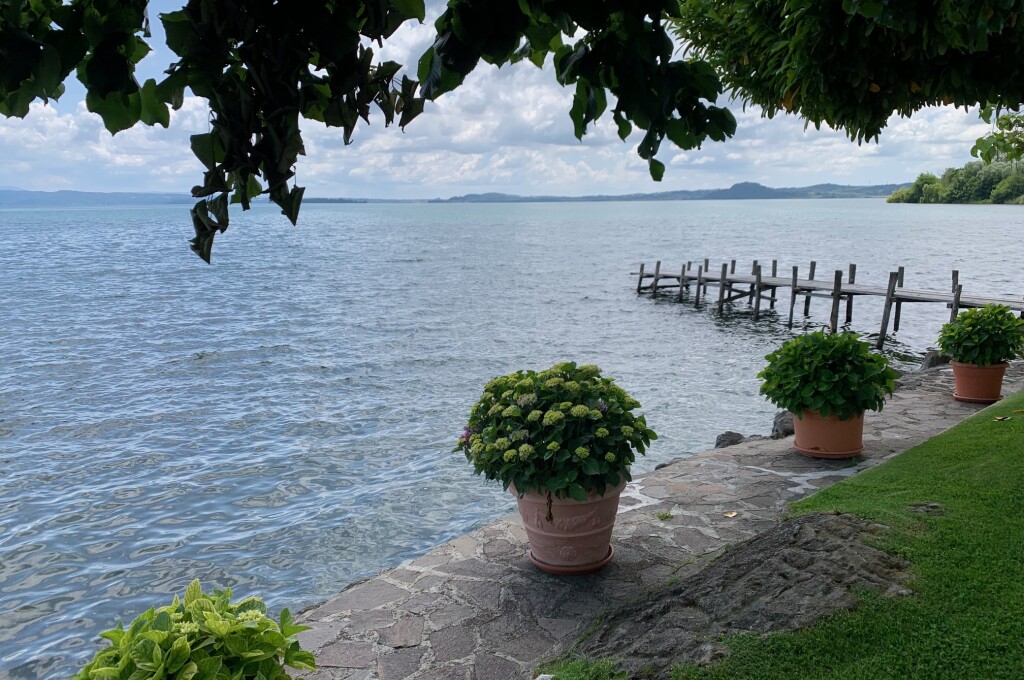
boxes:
[1,199,1021,676]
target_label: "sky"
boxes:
[0,4,993,200]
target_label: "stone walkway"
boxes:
[296,363,1023,680]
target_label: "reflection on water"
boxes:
[1,199,1021,674]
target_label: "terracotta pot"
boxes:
[511,479,626,574]
[950,361,1007,404]
[792,409,864,459]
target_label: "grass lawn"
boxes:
[547,389,1024,680]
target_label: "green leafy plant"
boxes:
[938,304,1024,367]
[758,331,898,421]
[455,361,656,502]
[75,580,315,680]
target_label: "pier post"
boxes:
[893,266,905,331]
[694,265,704,309]
[685,261,693,291]
[703,258,710,296]
[949,270,959,309]
[753,264,764,321]
[651,261,661,294]
[788,266,799,328]
[636,263,646,294]
[717,263,728,314]
[845,263,857,323]
[677,264,686,301]
[728,259,736,300]
[769,259,778,309]
[803,260,817,316]
[829,270,843,333]
[950,284,963,322]
[748,260,759,305]
[876,271,900,350]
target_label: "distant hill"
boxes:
[431,182,907,203]
[0,189,193,208]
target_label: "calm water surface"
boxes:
[1,200,1021,676]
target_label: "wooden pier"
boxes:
[633,259,1024,349]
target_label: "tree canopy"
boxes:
[675,0,1024,141]
[3,0,1024,261]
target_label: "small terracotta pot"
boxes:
[511,479,626,574]
[792,410,865,459]
[950,361,1007,404]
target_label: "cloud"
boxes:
[0,13,993,199]
[0,97,206,192]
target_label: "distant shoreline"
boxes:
[0,181,907,209]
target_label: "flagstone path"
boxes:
[297,362,1023,680]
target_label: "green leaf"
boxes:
[390,0,425,22]
[547,475,568,492]
[166,637,191,674]
[614,112,632,141]
[649,158,665,182]
[194,656,222,680]
[177,661,199,680]
[189,134,224,171]
[98,626,125,646]
[279,609,310,638]
[567,483,587,502]
[35,45,63,94]
[152,611,172,632]
[665,119,697,149]
[184,580,203,607]
[140,78,170,128]
[284,646,317,671]
[85,91,141,134]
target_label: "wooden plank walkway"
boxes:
[633,259,1024,349]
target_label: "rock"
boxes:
[575,513,911,679]
[715,431,747,448]
[908,502,945,516]
[694,643,731,666]
[771,411,794,439]
[919,350,952,371]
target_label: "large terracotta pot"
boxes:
[951,361,1007,404]
[511,479,626,575]
[793,410,865,459]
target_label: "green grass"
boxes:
[549,391,1024,680]
[538,657,629,679]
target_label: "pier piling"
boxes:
[632,259,1023,349]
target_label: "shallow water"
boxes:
[0,199,1021,676]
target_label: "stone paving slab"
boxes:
[297,363,1022,680]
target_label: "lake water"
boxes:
[1,199,1021,676]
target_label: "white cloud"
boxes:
[0,97,206,192]
[0,14,993,199]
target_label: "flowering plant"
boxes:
[455,362,656,501]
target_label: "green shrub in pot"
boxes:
[938,304,1024,366]
[758,330,899,420]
